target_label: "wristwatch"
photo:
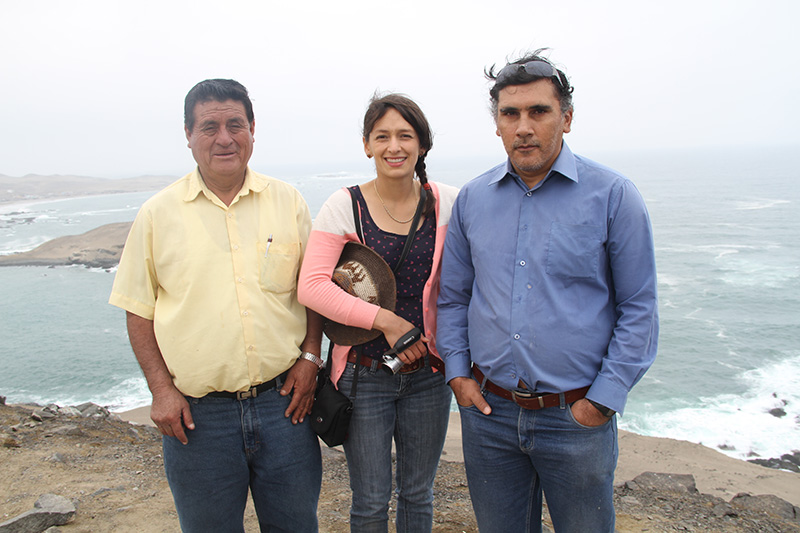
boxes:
[587,399,616,418]
[299,351,323,370]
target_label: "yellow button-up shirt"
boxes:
[109,168,310,397]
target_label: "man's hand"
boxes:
[150,385,195,445]
[280,358,319,424]
[126,312,195,445]
[571,398,612,427]
[449,376,491,415]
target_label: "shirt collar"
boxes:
[489,141,579,188]
[183,167,268,204]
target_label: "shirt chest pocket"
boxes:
[545,222,602,279]
[258,242,301,293]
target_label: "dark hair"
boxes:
[486,49,574,116]
[363,93,435,215]
[184,79,254,131]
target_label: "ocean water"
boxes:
[1,147,798,463]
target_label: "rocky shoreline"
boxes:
[1,400,798,532]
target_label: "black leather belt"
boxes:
[205,371,289,400]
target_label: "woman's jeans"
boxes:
[161,388,322,533]
[337,358,452,533]
[459,389,618,533]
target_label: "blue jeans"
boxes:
[337,358,452,533]
[162,388,322,533]
[459,390,617,533]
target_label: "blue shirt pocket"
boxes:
[545,222,602,279]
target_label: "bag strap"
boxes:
[348,185,427,275]
[349,187,365,244]
[394,186,426,275]
[347,345,361,401]
[322,340,360,402]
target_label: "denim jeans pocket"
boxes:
[566,403,612,429]
[339,362,372,386]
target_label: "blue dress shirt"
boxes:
[437,143,658,414]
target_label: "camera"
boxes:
[380,327,422,374]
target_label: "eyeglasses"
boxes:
[495,60,563,88]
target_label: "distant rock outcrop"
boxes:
[0,222,131,269]
[0,174,175,204]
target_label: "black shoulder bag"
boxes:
[310,340,358,447]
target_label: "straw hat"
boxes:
[323,242,397,346]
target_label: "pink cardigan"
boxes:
[297,181,459,387]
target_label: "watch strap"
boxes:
[299,351,323,369]
[587,399,616,417]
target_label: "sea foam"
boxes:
[623,354,800,461]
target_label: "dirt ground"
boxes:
[1,403,798,532]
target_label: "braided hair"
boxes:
[363,93,435,216]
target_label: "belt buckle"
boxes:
[512,389,546,408]
[399,359,422,374]
[236,387,257,401]
[511,388,533,400]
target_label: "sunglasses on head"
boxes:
[495,60,563,88]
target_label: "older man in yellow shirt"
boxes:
[110,79,323,532]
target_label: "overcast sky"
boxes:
[2,0,798,179]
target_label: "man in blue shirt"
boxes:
[437,50,658,532]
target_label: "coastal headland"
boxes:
[0,174,175,205]
[0,222,132,269]
[0,173,174,268]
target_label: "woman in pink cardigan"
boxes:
[297,93,458,532]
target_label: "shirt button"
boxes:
[237,277,244,283]
[519,260,526,266]
[248,345,254,351]
[514,334,520,340]
[527,284,532,289]
[526,191,532,197]
[233,244,239,251]
[242,310,249,317]
[227,213,234,218]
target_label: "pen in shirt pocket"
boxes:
[264,234,273,257]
